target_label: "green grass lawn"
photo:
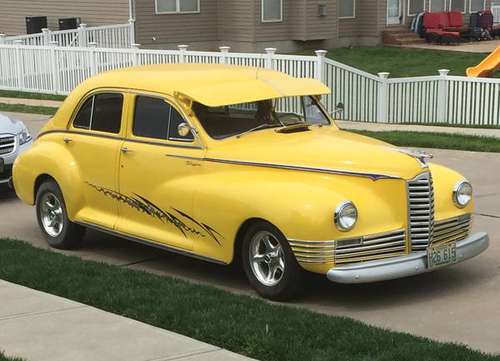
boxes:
[0,352,23,361]
[0,238,498,361]
[0,103,57,116]
[307,46,489,77]
[0,90,65,101]
[353,130,500,153]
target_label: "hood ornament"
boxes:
[395,148,433,167]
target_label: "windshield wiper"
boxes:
[236,123,280,138]
[275,123,311,133]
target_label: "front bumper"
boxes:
[327,232,489,284]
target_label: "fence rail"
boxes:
[0,21,135,48]
[0,43,499,126]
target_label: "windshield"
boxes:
[192,96,331,139]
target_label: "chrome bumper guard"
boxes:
[327,232,489,284]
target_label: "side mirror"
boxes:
[178,122,193,137]
[332,102,344,119]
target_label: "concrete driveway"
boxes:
[1,112,500,354]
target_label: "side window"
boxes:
[91,93,123,134]
[133,96,171,140]
[73,97,93,129]
[168,107,194,141]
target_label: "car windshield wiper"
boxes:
[275,123,311,133]
[236,123,280,138]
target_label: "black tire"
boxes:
[35,180,85,249]
[242,221,304,301]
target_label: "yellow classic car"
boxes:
[13,64,489,300]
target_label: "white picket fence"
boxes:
[0,21,135,48]
[0,43,499,126]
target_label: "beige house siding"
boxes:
[135,0,218,48]
[0,0,129,35]
[217,0,255,43]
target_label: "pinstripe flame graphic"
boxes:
[86,182,223,246]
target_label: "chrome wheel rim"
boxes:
[249,231,285,287]
[40,192,64,237]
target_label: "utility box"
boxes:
[26,16,48,34]
[58,17,81,31]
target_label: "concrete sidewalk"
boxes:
[337,120,500,139]
[0,280,256,361]
[0,97,63,108]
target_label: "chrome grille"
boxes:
[433,214,471,246]
[289,239,335,264]
[408,172,435,251]
[0,135,15,155]
[334,230,406,265]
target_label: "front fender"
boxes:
[13,137,84,220]
[192,164,408,265]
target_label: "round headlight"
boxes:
[335,201,358,231]
[453,180,472,208]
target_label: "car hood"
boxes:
[206,126,427,180]
[0,113,25,135]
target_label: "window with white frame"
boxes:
[338,0,356,18]
[262,0,283,22]
[430,0,446,12]
[449,0,466,12]
[408,0,426,15]
[469,0,485,12]
[155,0,200,14]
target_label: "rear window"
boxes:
[91,93,123,134]
[72,93,123,134]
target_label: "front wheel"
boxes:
[242,221,304,301]
[36,180,85,249]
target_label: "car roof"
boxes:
[78,63,330,107]
[45,64,330,131]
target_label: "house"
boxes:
[0,0,494,52]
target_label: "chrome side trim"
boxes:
[75,221,227,265]
[327,232,489,284]
[38,130,203,150]
[166,154,400,181]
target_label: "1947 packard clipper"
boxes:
[13,64,489,300]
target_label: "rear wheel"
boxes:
[242,221,304,301]
[36,180,85,249]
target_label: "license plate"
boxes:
[0,157,3,174]
[427,242,457,269]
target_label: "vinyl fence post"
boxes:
[219,46,230,64]
[42,28,51,46]
[89,42,98,76]
[14,40,24,91]
[264,48,276,69]
[128,18,136,46]
[178,44,189,63]
[49,41,60,94]
[377,72,390,123]
[131,43,140,66]
[437,69,450,123]
[78,24,88,47]
[0,34,5,45]
[314,50,327,82]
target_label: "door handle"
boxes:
[63,137,73,144]
[121,146,133,154]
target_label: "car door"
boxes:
[116,93,205,252]
[66,91,125,229]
